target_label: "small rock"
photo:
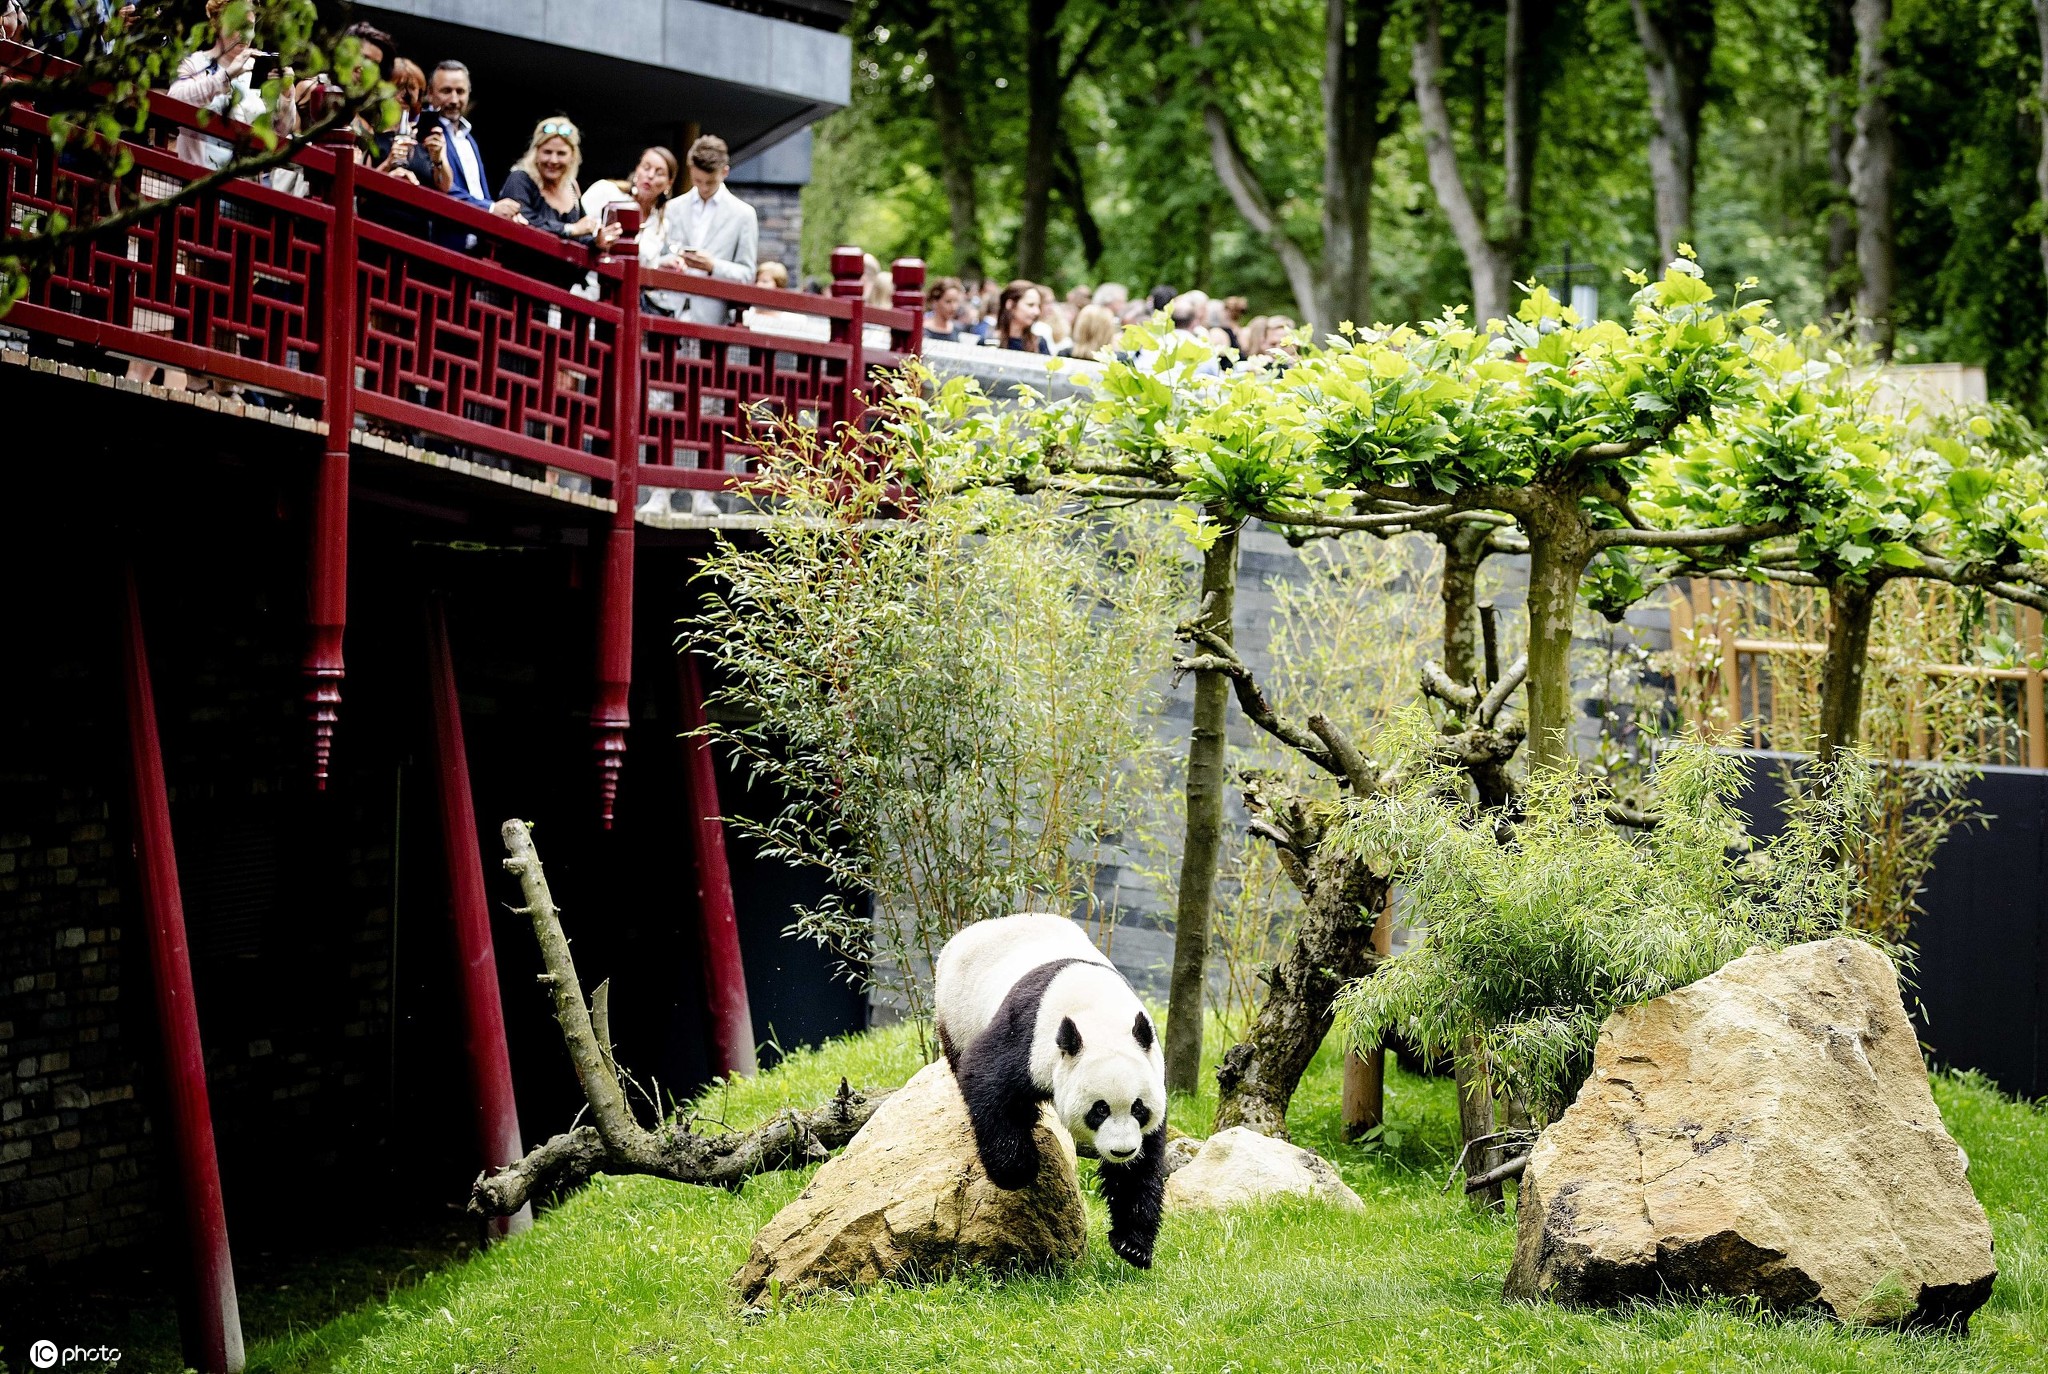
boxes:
[1163,1126,1365,1212]
[732,1059,1086,1304]
[1505,938,1997,1327]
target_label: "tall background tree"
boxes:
[1195,0,1399,328]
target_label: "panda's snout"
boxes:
[1104,1143,1139,1162]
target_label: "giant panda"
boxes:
[934,913,1168,1268]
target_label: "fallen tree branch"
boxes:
[1463,1149,1530,1192]
[471,822,892,1219]
[469,1078,892,1217]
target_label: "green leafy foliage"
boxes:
[686,394,1182,1034]
[1335,738,1882,1111]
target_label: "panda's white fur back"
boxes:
[933,912,1112,1052]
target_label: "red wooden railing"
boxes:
[1,43,926,822]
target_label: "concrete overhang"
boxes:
[359,0,851,176]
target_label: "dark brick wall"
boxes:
[0,784,155,1274]
[1,378,865,1280]
[730,183,802,282]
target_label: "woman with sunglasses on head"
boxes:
[492,116,618,246]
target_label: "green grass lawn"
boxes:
[252,1024,2047,1374]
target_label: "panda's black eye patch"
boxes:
[1084,1100,1112,1130]
[1131,1099,1152,1127]
[1132,1012,1154,1050]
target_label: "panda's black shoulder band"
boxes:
[956,957,1087,1190]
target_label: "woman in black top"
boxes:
[492,117,614,243]
[988,279,1050,354]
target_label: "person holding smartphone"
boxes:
[168,0,296,172]
[404,60,491,211]
[650,135,757,324]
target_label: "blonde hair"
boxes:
[1070,304,1120,362]
[757,261,790,289]
[1034,284,1069,344]
[514,116,585,190]
[862,253,892,307]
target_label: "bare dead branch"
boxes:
[1464,1150,1530,1192]
[502,820,660,1169]
[1421,659,1479,712]
[1477,653,1529,726]
[470,1078,892,1217]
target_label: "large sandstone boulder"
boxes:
[732,1059,1086,1304]
[1164,1126,1365,1212]
[1505,938,1996,1327]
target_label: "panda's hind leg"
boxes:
[1096,1123,1167,1268]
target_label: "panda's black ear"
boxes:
[1056,1016,1083,1056]
[1132,1011,1154,1051]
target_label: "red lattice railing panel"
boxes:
[353,219,619,480]
[1,106,332,397]
[638,321,855,484]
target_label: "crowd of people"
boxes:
[8,3,1288,369]
[915,277,1297,365]
[6,3,787,327]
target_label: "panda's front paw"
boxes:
[977,1131,1042,1190]
[1108,1230,1154,1269]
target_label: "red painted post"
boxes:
[891,258,926,355]
[306,111,358,788]
[120,569,245,1373]
[592,210,645,827]
[829,245,867,427]
[678,650,756,1077]
[424,598,530,1236]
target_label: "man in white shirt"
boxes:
[653,136,758,324]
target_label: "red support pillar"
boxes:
[829,245,867,427]
[424,598,530,1235]
[890,257,926,355]
[593,211,645,827]
[678,650,756,1077]
[120,570,244,1373]
[306,120,359,787]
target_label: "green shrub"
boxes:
[1335,738,1882,1112]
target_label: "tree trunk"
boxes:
[1015,0,1063,282]
[1213,849,1389,1137]
[1847,0,1895,357]
[1521,505,1592,773]
[1497,0,1548,269]
[1817,578,1879,762]
[1320,0,1392,326]
[2037,0,2048,297]
[1052,133,1103,268]
[1201,105,1326,326]
[1630,0,1715,262]
[1824,0,1855,318]
[924,15,984,283]
[1438,522,1495,687]
[1165,524,1242,1095]
[1412,0,1537,324]
[1454,1035,1503,1213]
